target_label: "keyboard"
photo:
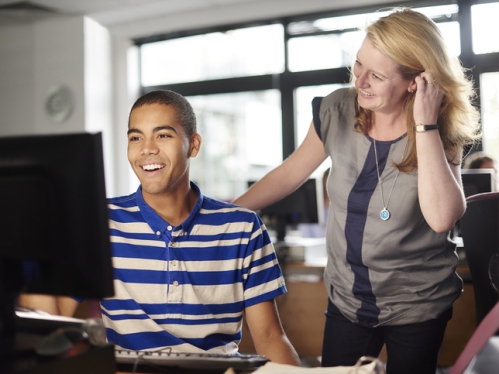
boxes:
[115,349,269,372]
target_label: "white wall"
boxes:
[0,15,132,197]
[32,16,86,134]
[110,35,141,197]
[83,17,115,195]
[0,23,35,135]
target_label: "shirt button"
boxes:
[171,260,177,267]
[167,225,173,231]
[170,242,176,247]
[156,231,161,236]
[173,281,179,287]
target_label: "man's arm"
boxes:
[18,294,80,317]
[245,299,300,366]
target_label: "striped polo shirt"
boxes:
[101,182,286,352]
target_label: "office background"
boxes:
[1,0,498,201]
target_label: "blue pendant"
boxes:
[380,208,390,221]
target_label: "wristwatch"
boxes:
[415,123,439,133]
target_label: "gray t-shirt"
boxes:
[313,87,462,327]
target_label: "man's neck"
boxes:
[142,184,198,227]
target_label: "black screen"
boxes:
[249,178,323,241]
[0,132,114,344]
[461,168,495,197]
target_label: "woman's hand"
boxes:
[413,73,444,125]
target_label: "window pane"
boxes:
[287,4,460,71]
[288,12,384,35]
[295,84,349,146]
[141,24,284,86]
[188,90,281,201]
[294,84,349,174]
[472,3,499,54]
[288,31,364,72]
[480,72,499,164]
[437,21,461,57]
[287,5,458,35]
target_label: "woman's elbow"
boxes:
[429,222,455,234]
[426,207,465,234]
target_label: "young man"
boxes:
[19,89,299,365]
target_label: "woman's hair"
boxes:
[351,7,481,173]
[129,89,197,136]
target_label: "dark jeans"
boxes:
[321,299,453,374]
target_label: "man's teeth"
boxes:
[142,164,163,171]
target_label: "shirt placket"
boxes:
[166,225,182,303]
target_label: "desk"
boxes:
[239,261,327,358]
[74,252,475,368]
[6,341,115,374]
[239,261,477,367]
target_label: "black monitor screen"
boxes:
[249,178,324,242]
[461,168,495,197]
[0,132,114,343]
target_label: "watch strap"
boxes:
[415,124,439,133]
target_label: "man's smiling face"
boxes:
[127,103,199,198]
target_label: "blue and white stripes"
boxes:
[101,183,286,353]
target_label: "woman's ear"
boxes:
[408,80,418,93]
[189,133,202,158]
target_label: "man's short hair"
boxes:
[129,89,197,136]
[463,151,495,169]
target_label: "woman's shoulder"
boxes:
[317,87,357,119]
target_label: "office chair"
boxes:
[459,192,499,325]
[449,301,499,374]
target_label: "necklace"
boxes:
[373,139,400,221]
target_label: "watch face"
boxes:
[416,124,425,132]
[45,85,74,124]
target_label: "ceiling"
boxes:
[0,0,413,39]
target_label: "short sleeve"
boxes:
[243,214,286,308]
[312,97,324,141]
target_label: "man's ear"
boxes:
[189,133,202,158]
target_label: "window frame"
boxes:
[134,0,498,158]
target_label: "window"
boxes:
[137,1,499,199]
[294,84,347,145]
[141,24,284,86]
[437,21,461,56]
[287,4,460,73]
[472,2,499,54]
[480,72,499,163]
[188,90,281,200]
[288,32,364,72]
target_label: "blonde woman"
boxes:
[234,8,480,374]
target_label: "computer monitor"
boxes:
[0,132,114,347]
[249,178,324,242]
[461,168,496,197]
[452,168,496,244]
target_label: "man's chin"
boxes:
[141,184,167,196]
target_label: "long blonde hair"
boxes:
[351,7,481,173]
